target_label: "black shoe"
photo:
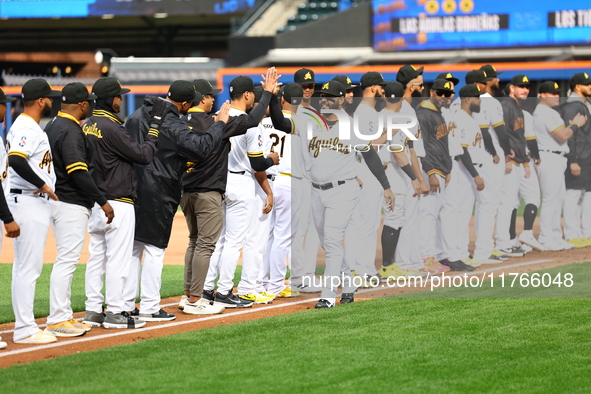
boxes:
[202,289,215,302]
[214,292,253,308]
[139,309,176,321]
[444,259,476,272]
[314,299,335,309]
[129,307,140,319]
[340,293,355,304]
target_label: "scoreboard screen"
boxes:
[373,0,591,51]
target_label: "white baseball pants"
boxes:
[536,152,567,244]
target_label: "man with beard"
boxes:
[480,65,502,96]
[494,75,531,258]
[562,74,591,247]
[83,77,164,329]
[124,80,228,321]
[397,65,424,107]
[43,83,113,338]
[416,79,454,272]
[534,81,586,251]
[9,79,60,344]
[452,85,487,265]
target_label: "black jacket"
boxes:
[417,100,452,177]
[84,109,158,202]
[501,97,528,165]
[126,96,225,248]
[562,94,591,190]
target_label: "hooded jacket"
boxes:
[562,93,591,190]
[126,96,225,248]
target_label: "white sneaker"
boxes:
[14,330,57,344]
[519,230,546,251]
[0,336,6,349]
[178,295,189,310]
[557,239,575,250]
[184,298,225,315]
[542,240,564,251]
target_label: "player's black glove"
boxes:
[148,98,169,131]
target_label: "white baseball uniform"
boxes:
[204,107,263,294]
[533,103,569,245]
[8,113,55,341]
[0,136,9,252]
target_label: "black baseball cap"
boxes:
[229,76,255,96]
[281,82,303,105]
[192,79,222,95]
[92,77,131,99]
[459,84,482,98]
[253,86,264,104]
[396,64,424,85]
[294,68,316,85]
[569,73,591,87]
[61,82,97,104]
[539,81,561,94]
[360,71,387,88]
[332,75,355,90]
[319,80,345,97]
[480,65,503,77]
[510,74,531,87]
[168,80,202,103]
[0,88,16,104]
[21,78,61,101]
[466,70,493,84]
[432,79,455,92]
[436,72,460,86]
[384,81,404,98]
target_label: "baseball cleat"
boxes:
[379,262,414,280]
[83,310,105,328]
[0,339,6,349]
[356,274,381,288]
[482,255,504,264]
[491,250,511,260]
[214,292,253,308]
[103,312,146,329]
[499,247,525,257]
[314,299,335,309]
[440,259,476,272]
[422,257,449,274]
[14,331,57,344]
[461,258,481,268]
[520,243,533,253]
[238,292,274,304]
[567,238,587,248]
[183,298,225,315]
[406,267,429,277]
[202,289,215,302]
[277,287,300,298]
[139,309,176,322]
[542,241,564,251]
[178,295,189,310]
[294,283,322,293]
[557,239,575,250]
[340,293,355,304]
[519,231,546,251]
[68,318,92,332]
[581,238,591,247]
[44,321,86,337]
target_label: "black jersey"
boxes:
[416,100,452,177]
[501,97,528,165]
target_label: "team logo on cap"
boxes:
[483,71,487,77]
[554,82,559,89]
[585,73,589,79]
[118,80,122,87]
[476,85,480,91]
[522,76,529,83]
[444,82,451,89]
[446,73,452,78]
[346,77,352,84]
[322,82,330,90]
[304,72,312,80]
[208,81,212,87]
[410,65,416,70]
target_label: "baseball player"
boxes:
[501,83,544,252]
[534,80,586,251]
[291,68,327,293]
[374,81,422,278]
[494,75,532,257]
[397,64,425,104]
[8,79,60,344]
[44,83,113,338]
[296,78,395,308]
[82,77,164,329]
[259,83,305,298]
[123,80,227,321]
[180,77,276,314]
[203,74,279,308]
[0,89,20,350]
[561,75,591,247]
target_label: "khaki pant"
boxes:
[181,191,224,297]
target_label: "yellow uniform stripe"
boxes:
[8,151,27,159]
[461,144,469,147]
[66,162,88,170]
[114,197,135,204]
[247,152,263,157]
[279,172,291,177]
[492,121,505,128]
[67,166,89,174]
[525,136,536,140]
[551,125,563,134]
[427,169,447,178]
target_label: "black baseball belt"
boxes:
[311,180,347,190]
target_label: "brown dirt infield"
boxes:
[0,212,589,368]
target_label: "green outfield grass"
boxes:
[1,263,590,393]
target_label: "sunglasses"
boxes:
[435,90,454,97]
[320,95,337,103]
[409,83,424,88]
[301,84,315,90]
